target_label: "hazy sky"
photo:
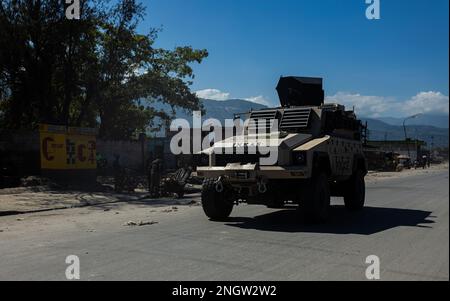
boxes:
[138,0,449,117]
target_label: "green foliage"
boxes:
[0,0,208,139]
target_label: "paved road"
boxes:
[0,170,448,281]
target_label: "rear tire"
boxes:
[202,178,234,221]
[302,172,331,223]
[344,169,366,211]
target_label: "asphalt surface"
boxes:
[0,170,448,281]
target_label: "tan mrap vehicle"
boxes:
[196,76,368,222]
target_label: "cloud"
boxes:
[325,92,395,118]
[325,91,449,117]
[402,91,449,116]
[197,88,449,116]
[195,89,230,101]
[196,88,272,106]
[244,96,271,106]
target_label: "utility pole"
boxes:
[403,114,422,158]
[431,136,435,161]
[415,128,418,162]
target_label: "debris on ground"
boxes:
[20,176,51,187]
[18,176,65,191]
[172,206,178,210]
[0,186,146,215]
[16,218,24,221]
[137,221,158,226]
[161,209,173,213]
[123,220,158,227]
[86,229,96,233]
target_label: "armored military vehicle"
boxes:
[196,76,367,222]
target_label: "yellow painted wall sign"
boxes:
[39,124,97,170]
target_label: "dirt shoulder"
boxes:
[365,163,449,183]
[0,184,200,216]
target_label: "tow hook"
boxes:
[215,177,224,193]
[257,180,267,194]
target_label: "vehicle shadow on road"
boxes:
[225,206,435,235]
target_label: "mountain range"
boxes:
[154,98,449,147]
[377,115,448,129]
[155,99,267,122]
[360,118,448,147]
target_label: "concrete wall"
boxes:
[0,130,40,152]
[1,129,186,178]
[0,130,150,176]
[0,130,40,176]
[368,140,426,162]
[97,139,146,172]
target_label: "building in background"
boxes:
[367,139,427,162]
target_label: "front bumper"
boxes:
[197,164,310,181]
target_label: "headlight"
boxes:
[293,152,307,166]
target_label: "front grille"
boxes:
[235,171,250,180]
[280,108,311,130]
[215,154,264,166]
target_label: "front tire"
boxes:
[202,178,234,221]
[344,169,366,211]
[302,172,331,223]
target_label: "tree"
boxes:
[0,0,208,139]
